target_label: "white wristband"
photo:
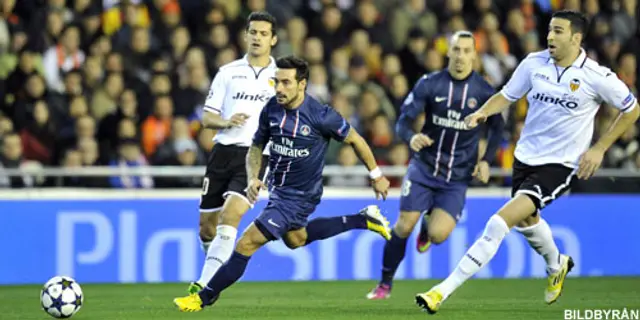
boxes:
[369,167,382,180]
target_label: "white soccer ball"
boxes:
[40,276,83,318]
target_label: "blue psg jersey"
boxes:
[253,95,351,202]
[396,70,504,182]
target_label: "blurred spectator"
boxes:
[108,138,153,189]
[307,64,331,103]
[397,28,427,85]
[328,145,369,187]
[78,137,100,166]
[153,117,199,165]
[10,73,47,128]
[0,117,15,137]
[617,53,637,92]
[611,0,637,45]
[388,74,409,112]
[309,4,352,57]
[340,55,395,120]
[82,55,104,96]
[368,113,394,150]
[607,125,639,168]
[154,137,205,188]
[98,89,139,148]
[90,71,124,120]
[141,95,173,157]
[482,31,517,86]
[280,17,308,57]
[303,37,324,65]
[381,142,410,187]
[60,149,83,186]
[5,49,42,102]
[0,132,37,188]
[380,53,402,88]
[354,0,393,52]
[0,0,637,189]
[173,65,209,117]
[19,100,56,165]
[42,24,85,93]
[390,0,438,50]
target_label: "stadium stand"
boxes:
[0,0,638,189]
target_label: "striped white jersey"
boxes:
[501,49,637,168]
[204,55,277,147]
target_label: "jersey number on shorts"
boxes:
[401,179,412,197]
[202,177,210,195]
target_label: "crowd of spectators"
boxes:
[0,0,638,188]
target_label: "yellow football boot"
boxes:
[545,254,574,304]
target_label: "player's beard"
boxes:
[284,91,299,108]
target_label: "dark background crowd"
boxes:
[0,0,638,189]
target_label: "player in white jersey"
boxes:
[416,10,639,314]
[187,12,278,295]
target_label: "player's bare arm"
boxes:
[578,102,640,179]
[343,127,390,200]
[245,143,265,203]
[464,93,511,128]
[202,111,250,130]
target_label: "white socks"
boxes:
[515,218,561,274]
[437,215,510,298]
[197,225,238,286]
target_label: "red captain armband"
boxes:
[369,167,383,180]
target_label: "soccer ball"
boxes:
[40,276,83,318]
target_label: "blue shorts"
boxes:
[254,194,318,240]
[399,159,468,221]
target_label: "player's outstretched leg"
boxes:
[415,195,535,314]
[515,214,574,304]
[174,222,268,312]
[366,210,421,300]
[303,205,392,244]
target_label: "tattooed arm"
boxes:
[246,143,265,181]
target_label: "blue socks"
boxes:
[304,214,367,245]
[199,251,250,304]
[381,230,408,286]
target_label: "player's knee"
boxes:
[427,228,451,245]
[283,238,305,249]
[235,235,255,254]
[394,212,420,238]
[219,203,248,225]
[219,200,250,226]
[516,213,540,228]
[199,224,216,242]
[199,213,217,240]
[283,232,307,249]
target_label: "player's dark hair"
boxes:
[552,10,589,39]
[246,11,277,37]
[276,56,310,83]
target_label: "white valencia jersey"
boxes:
[501,49,637,168]
[204,55,277,147]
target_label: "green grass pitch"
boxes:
[1,277,639,320]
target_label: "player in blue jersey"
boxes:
[173,56,392,312]
[366,31,505,300]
